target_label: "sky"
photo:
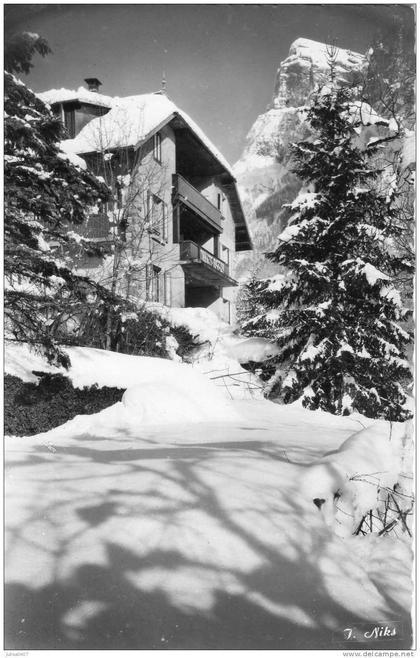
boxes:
[4,3,415,164]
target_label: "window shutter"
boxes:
[147,193,166,239]
[64,108,75,138]
[153,132,162,162]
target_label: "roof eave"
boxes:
[133,110,235,181]
[133,112,177,152]
[42,96,112,110]
[222,181,253,252]
[173,112,235,180]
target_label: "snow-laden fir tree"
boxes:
[242,84,412,421]
[4,33,111,365]
[364,9,415,130]
[364,19,415,299]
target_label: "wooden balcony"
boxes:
[173,174,223,233]
[180,241,237,287]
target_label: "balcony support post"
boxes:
[214,234,220,258]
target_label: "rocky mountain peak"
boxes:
[272,38,366,109]
[233,38,369,277]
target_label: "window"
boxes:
[147,193,168,241]
[99,197,116,214]
[146,264,161,302]
[99,184,126,215]
[64,108,75,138]
[116,185,123,210]
[217,193,222,210]
[153,132,162,163]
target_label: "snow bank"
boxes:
[5,307,273,407]
[43,369,241,437]
[163,304,233,347]
[147,306,277,399]
[163,305,280,365]
[120,364,241,424]
[5,340,216,390]
[6,342,241,431]
[299,419,412,537]
[223,336,280,363]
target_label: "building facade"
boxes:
[38,81,252,323]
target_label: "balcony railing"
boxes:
[180,241,230,276]
[173,174,223,231]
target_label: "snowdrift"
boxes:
[5,342,241,428]
[299,420,413,537]
[5,304,281,405]
[149,305,280,399]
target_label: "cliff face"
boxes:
[272,38,366,109]
[233,39,367,273]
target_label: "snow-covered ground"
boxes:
[4,333,414,650]
[5,306,278,402]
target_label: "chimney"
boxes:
[84,77,102,93]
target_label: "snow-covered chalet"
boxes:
[38,79,252,323]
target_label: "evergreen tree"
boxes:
[363,14,415,301]
[4,31,51,75]
[364,9,415,129]
[4,33,111,365]
[242,85,412,421]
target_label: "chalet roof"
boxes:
[47,90,234,178]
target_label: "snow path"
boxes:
[5,400,412,650]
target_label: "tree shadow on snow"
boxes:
[5,437,413,650]
[5,542,412,650]
[53,440,293,464]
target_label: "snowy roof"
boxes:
[37,86,113,109]
[41,88,234,177]
[57,144,87,170]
